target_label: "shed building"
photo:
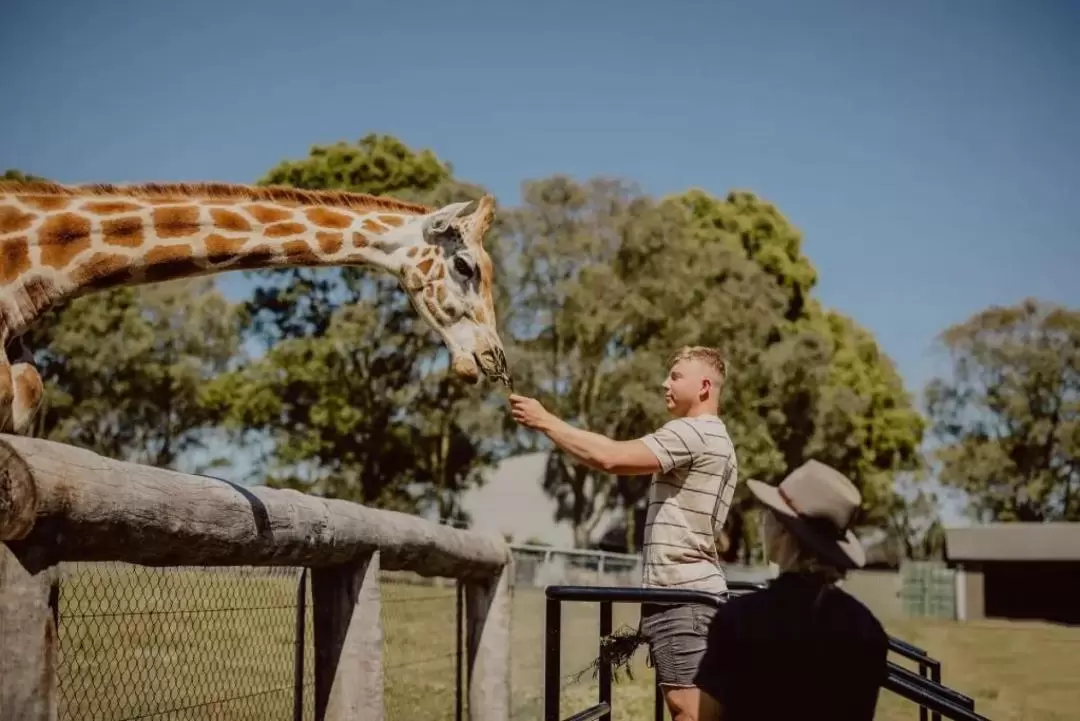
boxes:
[944,523,1080,625]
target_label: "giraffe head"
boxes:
[389,195,511,388]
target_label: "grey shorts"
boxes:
[639,602,718,687]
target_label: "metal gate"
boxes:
[543,583,988,721]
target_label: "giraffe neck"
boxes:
[0,182,429,341]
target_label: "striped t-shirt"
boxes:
[640,414,738,594]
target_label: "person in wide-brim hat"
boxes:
[746,458,867,571]
[692,460,890,721]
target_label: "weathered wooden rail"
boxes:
[0,434,512,721]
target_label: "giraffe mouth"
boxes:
[474,350,513,391]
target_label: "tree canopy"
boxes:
[497,177,926,554]
[925,298,1080,522]
[4,134,981,560]
[199,134,505,522]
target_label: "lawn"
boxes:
[55,563,1080,721]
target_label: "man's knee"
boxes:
[663,685,720,721]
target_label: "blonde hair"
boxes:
[668,345,728,396]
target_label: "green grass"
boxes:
[55,563,1080,721]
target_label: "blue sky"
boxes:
[2,0,1077,524]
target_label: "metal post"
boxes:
[293,568,307,721]
[929,660,943,721]
[456,579,463,721]
[544,598,562,721]
[919,659,929,721]
[598,601,612,721]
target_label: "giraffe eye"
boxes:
[452,255,475,279]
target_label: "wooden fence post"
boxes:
[0,543,57,721]
[466,560,512,721]
[312,550,384,721]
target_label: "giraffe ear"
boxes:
[422,201,473,240]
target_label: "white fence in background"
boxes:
[509,544,774,590]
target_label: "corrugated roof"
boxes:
[945,523,1080,561]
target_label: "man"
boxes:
[509,345,737,721]
[693,460,890,720]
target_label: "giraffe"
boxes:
[0,179,512,436]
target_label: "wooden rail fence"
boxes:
[0,434,512,721]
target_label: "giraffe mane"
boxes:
[0,180,434,216]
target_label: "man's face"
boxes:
[662,358,708,415]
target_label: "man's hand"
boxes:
[509,394,553,431]
[507,394,662,476]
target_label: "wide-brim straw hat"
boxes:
[746,459,866,569]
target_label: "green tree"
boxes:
[202,135,506,519]
[501,178,926,552]
[32,279,243,469]
[925,298,1080,522]
[2,169,47,182]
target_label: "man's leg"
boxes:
[640,603,720,721]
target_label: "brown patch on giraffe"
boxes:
[205,233,246,261]
[73,252,133,288]
[406,247,419,258]
[102,217,145,247]
[264,222,306,238]
[284,240,321,266]
[20,276,61,318]
[210,208,252,233]
[152,206,201,239]
[246,204,292,224]
[315,231,343,254]
[0,205,35,235]
[16,195,69,211]
[143,258,205,285]
[417,258,435,275]
[13,365,42,413]
[432,262,445,281]
[0,363,11,409]
[435,285,447,304]
[362,219,385,234]
[84,201,141,215]
[378,215,405,227]
[141,243,203,283]
[0,179,434,216]
[403,269,423,291]
[227,244,280,271]
[475,307,488,324]
[38,212,92,269]
[145,244,195,268]
[306,207,353,230]
[0,237,30,283]
[352,232,368,248]
[424,289,440,319]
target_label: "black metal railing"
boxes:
[544,583,990,721]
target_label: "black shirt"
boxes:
[694,572,889,721]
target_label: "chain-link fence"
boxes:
[54,562,466,721]
[56,562,313,721]
[53,544,760,721]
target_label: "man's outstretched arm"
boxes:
[509,394,662,475]
[540,414,662,475]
